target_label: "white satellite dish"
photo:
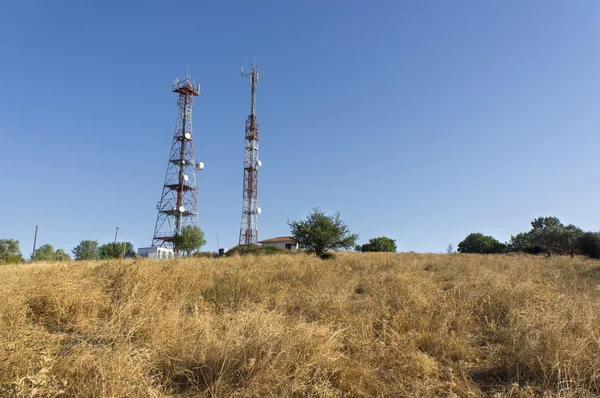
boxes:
[256,207,262,214]
[196,161,204,171]
[257,160,262,167]
[184,175,189,181]
[185,133,191,139]
[179,206,185,213]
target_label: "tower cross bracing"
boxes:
[239,64,262,245]
[152,76,202,248]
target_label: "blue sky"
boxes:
[1,1,599,256]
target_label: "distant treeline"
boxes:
[457,216,600,259]
[0,225,208,264]
[0,239,137,264]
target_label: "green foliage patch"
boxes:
[225,244,286,257]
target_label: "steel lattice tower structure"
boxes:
[239,64,262,245]
[152,75,203,248]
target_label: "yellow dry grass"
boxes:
[1,252,600,397]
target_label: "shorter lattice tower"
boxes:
[152,75,204,248]
[239,64,263,245]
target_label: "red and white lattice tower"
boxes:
[152,75,204,248]
[239,64,263,245]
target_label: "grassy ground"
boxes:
[1,252,600,397]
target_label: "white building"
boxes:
[138,247,175,259]
[258,236,298,251]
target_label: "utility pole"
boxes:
[32,225,38,257]
[114,227,119,244]
[215,232,220,250]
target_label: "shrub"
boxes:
[191,252,218,259]
[225,245,286,257]
[319,252,336,260]
[3,254,24,264]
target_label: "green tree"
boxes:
[33,244,55,261]
[0,239,21,258]
[288,208,358,256]
[457,233,506,254]
[72,240,99,261]
[31,244,71,262]
[528,224,582,257]
[54,249,71,261]
[0,239,23,264]
[173,225,206,256]
[506,232,532,253]
[507,217,574,254]
[359,237,397,252]
[98,242,135,259]
[531,216,563,231]
[577,232,600,259]
[562,225,584,257]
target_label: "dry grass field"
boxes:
[1,252,600,397]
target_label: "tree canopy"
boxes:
[506,232,532,253]
[174,225,206,256]
[288,208,358,256]
[0,239,20,258]
[577,232,600,259]
[32,244,71,262]
[72,240,99,261]
[98,242,135,259]
[0,239,23,264]
[505,217,583,257]
[531,216,563,231]
[358,237,397,252]
[457,233,506,254]
[528,225,582,257]
[458,216,600,259]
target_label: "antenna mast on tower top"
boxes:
[239,64,263,245]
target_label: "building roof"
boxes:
[258,236,295,244]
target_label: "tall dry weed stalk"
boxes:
[1,253,600,397]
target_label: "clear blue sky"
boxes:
[2,1,599,256]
